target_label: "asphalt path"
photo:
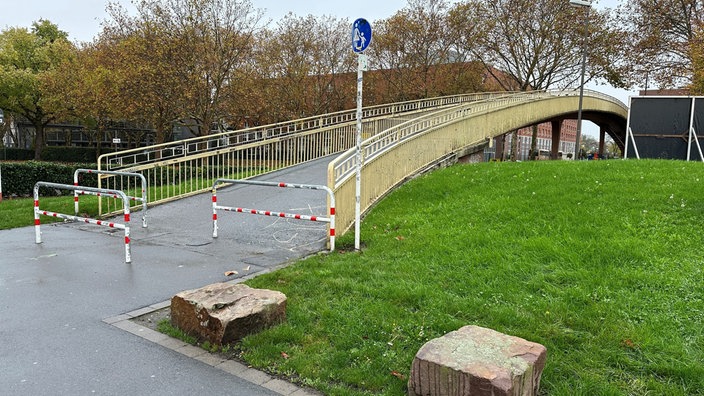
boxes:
[0,156,332,395]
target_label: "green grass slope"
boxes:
[244,160,704,395]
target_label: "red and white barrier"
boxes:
[74,169,148,228]
[211,179,336,251]
[34,181,133,263]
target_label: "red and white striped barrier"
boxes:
[74,169,148,228]
[34,181,133,263]
[211,179,336,251]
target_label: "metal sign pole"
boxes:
[351,18,371,251]
[354,54,364,250]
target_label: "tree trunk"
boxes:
[95,126,103,158]
[33,123,44,160]
[530,124,538,160]
[510,130,518,161]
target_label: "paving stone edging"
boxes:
[104,301,320,396]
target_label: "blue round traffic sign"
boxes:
[352,18,372,53]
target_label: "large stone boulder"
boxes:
[171,283,286,346]
[408,325,547,396]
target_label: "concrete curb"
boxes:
[104,302,321,396]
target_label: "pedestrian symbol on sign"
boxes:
[353,28,366,52]
[351,18,372,53]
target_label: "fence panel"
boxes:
[97,93,501,217]
[34,182,133,263]
[211,178,336,251]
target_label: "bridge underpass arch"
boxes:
[496,97,628,159]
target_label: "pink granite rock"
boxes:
[408,325,547,396]
[171,283,286,346]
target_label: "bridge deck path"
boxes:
[0,156,331,395]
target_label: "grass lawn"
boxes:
[0,174,235,230]
[0,194,100,230]
[239,159,704,395]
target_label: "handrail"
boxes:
[330,89,626,187]
[33,182,133,263]
[97,92,518,171]
[74,169,148,227]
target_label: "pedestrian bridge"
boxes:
[98,90,627,239]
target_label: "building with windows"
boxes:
[485,119,577,161]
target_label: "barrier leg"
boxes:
[34,198,42,244]
[125,228,131,263]
[329,205,336,252]
[73,177,79,216]
[124,209,131,263]
[212,190,218,238]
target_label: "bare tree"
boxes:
[622,0,704,90]
[452,0,626,159]
[252,14,354,122]
[369,0,484,103]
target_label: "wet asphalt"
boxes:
[0,157,332,395]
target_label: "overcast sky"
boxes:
[1,0,447,43]
[1,0,624,43]
[1,0,632,136]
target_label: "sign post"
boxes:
[352,18,372,251]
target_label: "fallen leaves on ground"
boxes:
[391,371,406,380]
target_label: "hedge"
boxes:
[0,147,119,163]
[0,161,98,198]
[42,147,108,163]
[0,148,34,161]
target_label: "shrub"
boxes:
[0,148,34,161]
[0,147,121,163]
[0,161,98,197]
[41,147,101,163]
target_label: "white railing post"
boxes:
[212,188,218,238]
[74,169,148,228]
[34,186,41,244]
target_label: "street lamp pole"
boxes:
[570,0,591,160]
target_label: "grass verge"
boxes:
[237,159,704,395]
[0,195,100,230]
[0,170,251,230]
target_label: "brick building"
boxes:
[487,119,577,161]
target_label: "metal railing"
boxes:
[328,89,627,233]
[74,169,148,228]
[211,179,336,251]
[99,93,505,172]
[96,92,509,216]
[96,89,626,236]
[34,182,133,263]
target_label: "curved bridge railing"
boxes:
[96,92,514,216]
[96,89,626,237]
[328,89,627,233]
